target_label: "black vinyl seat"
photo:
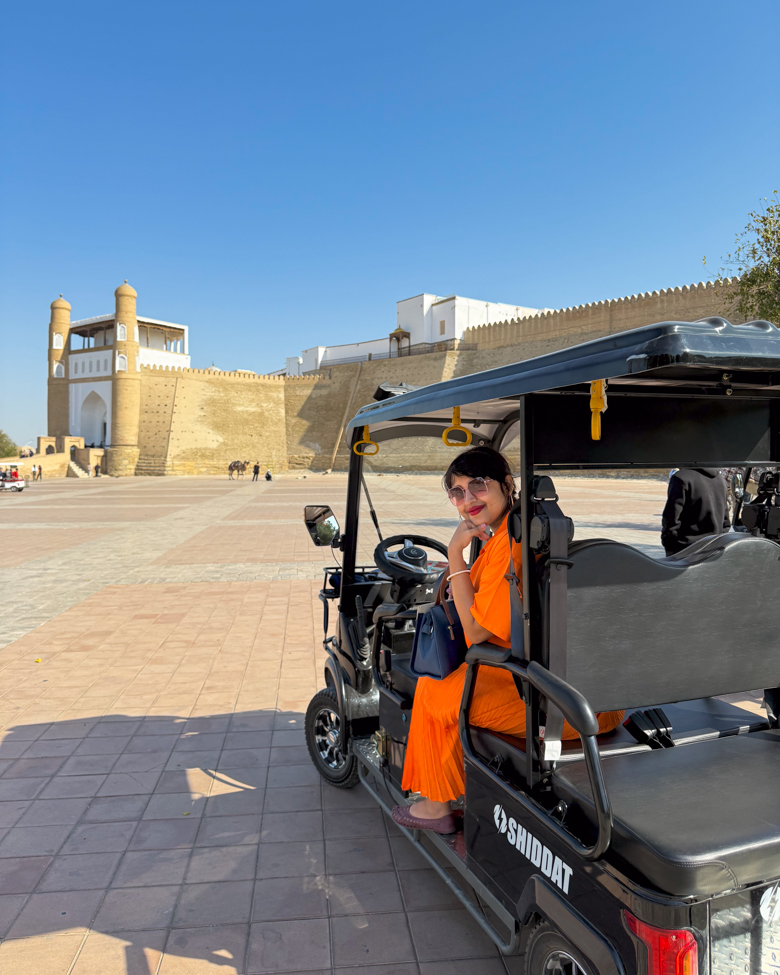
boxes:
[553,729,780,897]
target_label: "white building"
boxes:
[284,293,544,375]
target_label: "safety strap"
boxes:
[538,498,572,762]
[504,515,525,661]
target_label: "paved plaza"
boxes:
[0,471,671,974]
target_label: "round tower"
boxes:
[47,295,71,438]
[108,280,141,476]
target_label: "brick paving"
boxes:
[0,471,681,973]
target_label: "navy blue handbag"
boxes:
[410,576,467,680]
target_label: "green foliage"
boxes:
[0,430,18,459]
[704,191,780,324]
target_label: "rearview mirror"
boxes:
[731,471,745,500]
[304,505,341,547]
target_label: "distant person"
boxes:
[252,462,260,482]
[86,464,92,478]
[94,463,101,477]
[36,465,43,481]
[661,468,731,556]
[30,464,37,481]
[265,469,272,482]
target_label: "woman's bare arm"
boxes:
[447,521,495,645]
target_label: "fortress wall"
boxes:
[136,367,287,476]
[462,280,741,356]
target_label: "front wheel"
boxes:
[305,687,359,788]
[525,923,591,975]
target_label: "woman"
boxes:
[392,446,623,834]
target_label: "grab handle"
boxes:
[442,407,472,447]
[353,426,379,455]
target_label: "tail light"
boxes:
[624,911,698,975]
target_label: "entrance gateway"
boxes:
[301,316,780,974]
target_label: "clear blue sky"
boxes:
[1,0,778,445]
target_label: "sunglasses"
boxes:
[446,477,494,505]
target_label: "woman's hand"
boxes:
[448,518,491,562]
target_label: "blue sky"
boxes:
[1,0,778,445]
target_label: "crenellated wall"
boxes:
[50,278,747,475]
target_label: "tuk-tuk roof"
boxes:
[348,318,780,434]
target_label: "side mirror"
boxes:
[304,505,341,547]
[731,472,745,500]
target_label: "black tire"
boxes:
[305,687,359,788]
[525,923,591,975]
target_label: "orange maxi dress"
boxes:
[402,516,624,803]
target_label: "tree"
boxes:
[0,430,18,459]
[704,191,780,324]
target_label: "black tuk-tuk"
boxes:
[303,316,780,974]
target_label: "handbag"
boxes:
[409,570,468,680]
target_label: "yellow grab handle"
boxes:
[442,407,473,447]
[590,380,608,440]
[353,425,379,455]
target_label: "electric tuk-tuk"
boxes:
[0,464,25,491]
[303,316,780,975]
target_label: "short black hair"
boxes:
[442,446,516,499]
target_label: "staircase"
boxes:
[67,460,89,478]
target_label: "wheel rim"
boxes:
[313,706,346,770]
[542,949,586,975]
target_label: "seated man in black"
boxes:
[661,468,731,556]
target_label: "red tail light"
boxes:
[624,911,698,975]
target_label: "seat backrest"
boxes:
[556,533,780,712]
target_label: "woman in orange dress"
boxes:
[391,446,624,834]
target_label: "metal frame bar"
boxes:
[355,756,521,955]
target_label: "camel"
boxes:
[228,459,250,479]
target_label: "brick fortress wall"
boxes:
[128,279,741,475]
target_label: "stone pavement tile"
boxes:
[40,773,108,798]
[333,967,419,975]
[83,795,150,822]
[129,818,200,851]
[95,884,181,932]
[70,928,167,975]
[22,738,80,758]
[252,875,328,921]
[196,814,262,847]
[182,716,231,734]
[37,851,122,891]
[397,868,461,912]
[62,820,138,854]
[224,731,273,750]
[229,714,275,732]
[323,808,386,840]
[0,932,85,975]
[156,768,216,794]
[263,785,321,814]
[4,756,66,778]
[0,855,52,893]
[142,792,207,819]
[256,840,326,880]
[0,777,48,801]
[271,730,306,748]
[260,811,323,844]
[174,732,226,752]
[60,754,120,775]
[321,783,377,810]
[325,837,394,874]
[408,908,499,962]
[112,848,192,888]
[137,719,187,736]
[111,751,170,773]
[173,879,254,927]
[265,763,322,788]
[420,961,507,975]
[0,740,31,759]
[98,771,162,796]
[167,750,221,771]
[246,918,331,974]
[218,749,270,770]
[388,835,428,871]
[73,735,131,756]
[185,845,258,884]
[206,788,265,817]
[125,734,179,754]
[269,745,310,765]
[7,887,104,937]
[40,718,99,739]
[160,924,249,974]
[18,797,91,826]
[331,912,416,968]
[0,824,73,857]
[327,871,403,916]
[88,720,142,737]
[0,892,27,936]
